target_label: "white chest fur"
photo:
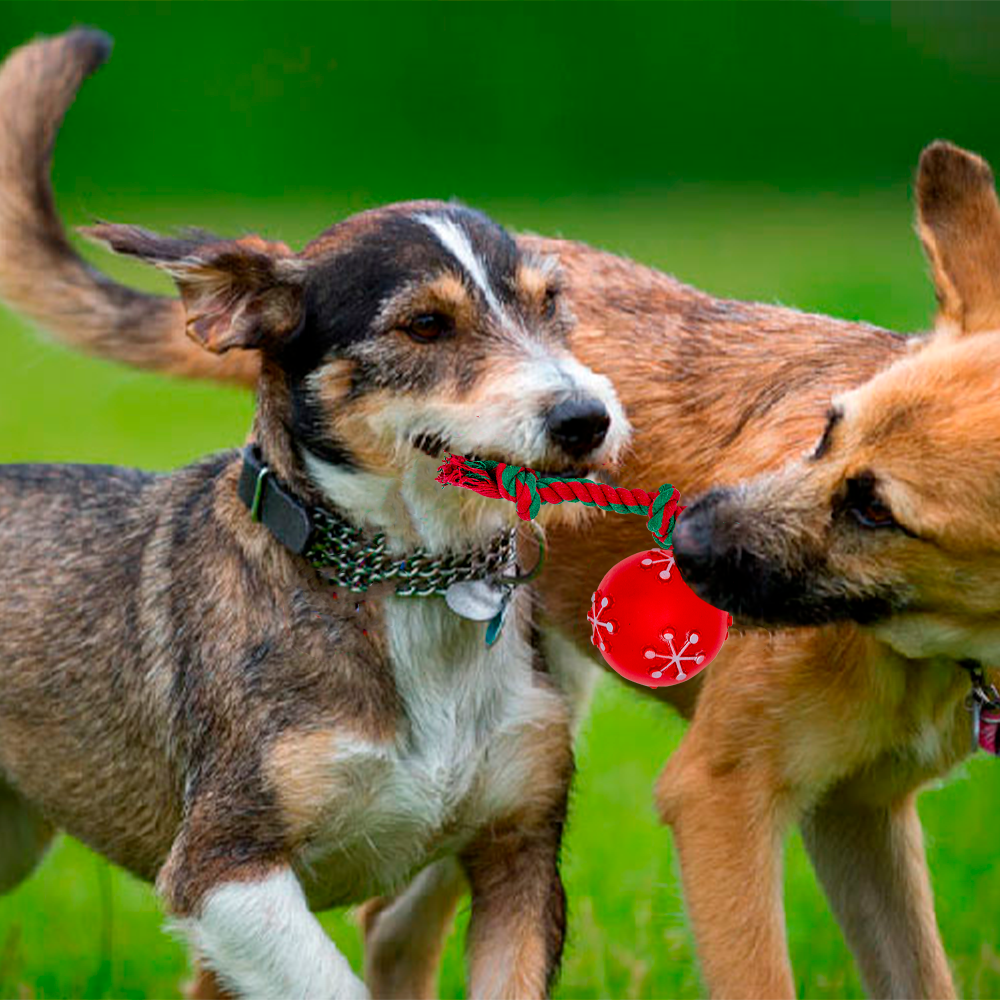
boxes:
[295,588,562,908]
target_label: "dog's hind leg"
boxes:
[359,858,467,999]
[801,789,955,999]
[0,779,55,894]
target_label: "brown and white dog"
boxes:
[0,30,632,1000]
[2,27,996,1000]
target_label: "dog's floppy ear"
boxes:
[916,141,1000,335]
[81,224,305,353]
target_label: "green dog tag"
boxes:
[485,589,511,646]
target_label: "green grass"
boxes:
[2,192,1000,999]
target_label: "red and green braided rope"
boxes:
[435,455,682,549]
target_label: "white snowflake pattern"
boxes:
[640,549,675,581]
[643,627,705,681]
[588,591,616,652]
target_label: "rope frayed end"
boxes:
[435,455,503,500]
[435,455,540,520]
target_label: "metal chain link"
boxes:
[305,508,517,596]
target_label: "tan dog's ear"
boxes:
[916,141,1000,335]
[81,224,305,353]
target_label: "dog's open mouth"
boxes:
[412,432,596,481]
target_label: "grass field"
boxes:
[3,191,1000,999]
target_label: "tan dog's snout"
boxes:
[672,487,801,623]
[674,475,900,628]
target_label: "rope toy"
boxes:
[436,455,732,688]
[435,455,682,547]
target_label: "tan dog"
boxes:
[1,27,992,1000]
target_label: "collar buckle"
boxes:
[248,461,269,523]
[237,445,313,554]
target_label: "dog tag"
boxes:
[445,579,508,622]
[485,589,512,647]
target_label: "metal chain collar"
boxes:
[305,507,518,597]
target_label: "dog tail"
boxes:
[0,29,258,386]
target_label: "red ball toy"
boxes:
[588,548,732,688]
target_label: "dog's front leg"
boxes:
[801,789,955,999]
[460,810,568,1000]
[657,746,796,999]
[162,858,368,1000]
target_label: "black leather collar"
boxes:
[236,444,518,596]
[237,444,313,554]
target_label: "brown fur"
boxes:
[2,27,993,1000]
[654,142,1000,997]
[266,728,373,848]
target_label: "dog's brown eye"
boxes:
[853,498,896,529]
[844,474,897,529]
[542,287,559,320]
[405,313,453,343]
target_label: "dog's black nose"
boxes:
[671,492,726,590]
[545,397,610,459]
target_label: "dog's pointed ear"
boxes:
[80,224,306,353]
[916,141,1000,335]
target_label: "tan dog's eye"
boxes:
[405,313,454,343]
[542,287,559,320]
[844,474,897,530]
[852,498,896,529]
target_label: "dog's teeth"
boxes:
[412,433,448,460]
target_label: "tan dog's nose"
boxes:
[672,499,719,592]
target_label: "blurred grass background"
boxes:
[3,3,1000,998]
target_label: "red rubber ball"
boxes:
[588,548,732,688]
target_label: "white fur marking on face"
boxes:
[182,867,369,999]
[416,213,506,320]
[514,351,631,459]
